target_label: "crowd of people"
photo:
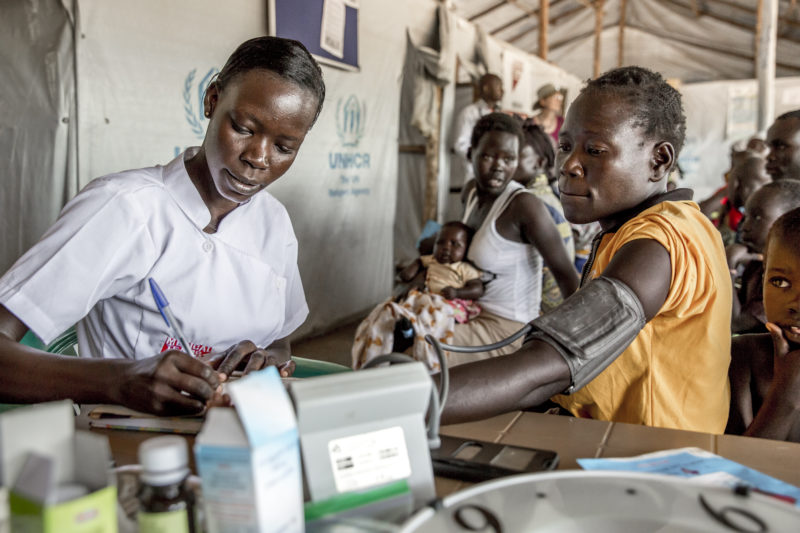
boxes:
[1,36,799,445]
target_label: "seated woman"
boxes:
[352,222,484,372]
[448,113,580,365]
[441,67,731,434]
[0,37,325,416]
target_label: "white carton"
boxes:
[0,401,116,533]
[195,368,303,533]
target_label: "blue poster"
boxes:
[269,0,359,72]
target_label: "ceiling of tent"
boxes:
[449,0,800,82]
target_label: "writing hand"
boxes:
[112,350,220,415]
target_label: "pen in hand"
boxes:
[148,277,195,357]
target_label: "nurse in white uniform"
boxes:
[0,37,325,416]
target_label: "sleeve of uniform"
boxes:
[277,225,308,339]
[0,179,157,344]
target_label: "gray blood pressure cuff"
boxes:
[524,276,646,394]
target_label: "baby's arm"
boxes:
[397,258,423,282]
[744,323,800,441]
[441,279,485,300]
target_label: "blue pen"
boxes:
[148,278,195,356]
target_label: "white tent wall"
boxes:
[395,6,442,272]
[0,0,78,275]
[679,76,800,202]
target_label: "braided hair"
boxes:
[582,66,686,159]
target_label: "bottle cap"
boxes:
[138,436,189,486]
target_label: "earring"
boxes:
[204,111,210,118]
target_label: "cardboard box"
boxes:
[0,401,116,533]
[195,367,303,533]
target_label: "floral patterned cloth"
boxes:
[352,289,466,372]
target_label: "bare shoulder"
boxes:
[506,190,549,221]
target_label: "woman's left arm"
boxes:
[515,194,579,298]
[209,336,294,379]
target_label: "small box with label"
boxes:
[194,367,303,533]
[0,401,117,533]
[289,362,435,522]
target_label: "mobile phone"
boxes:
[431,435,559,483]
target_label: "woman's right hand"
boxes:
[111,350,221,416]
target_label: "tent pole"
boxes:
[539,0,549,60]
[618,0,627,67]
[593,0,605,78]
[423,85,443,223]
[756,0,778,131]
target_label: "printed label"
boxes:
[160,337,212,357]
[138,509,189,533]
[328,426,411,493]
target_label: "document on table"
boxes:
[578,447,800,507]
[87,405,203,435]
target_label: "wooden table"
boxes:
[84,408,800,498]
[437,411,800,496]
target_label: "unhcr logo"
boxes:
[336,94,366,147]
[183,67,219,139]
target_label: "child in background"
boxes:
[513,122,576,312]
[352,222,484,371]
[729,180,800,334]
[700,137,769,245]
[728,207,800,442]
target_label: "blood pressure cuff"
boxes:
[524,276,646,394]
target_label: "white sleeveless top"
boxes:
[462,181,543,323]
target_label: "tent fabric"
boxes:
[452,0,800,82]
[0,0,77,274]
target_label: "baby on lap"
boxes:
[352,222,485,371]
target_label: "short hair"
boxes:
[215,36,326,126]
[521,122,556,182]
[470,112,524,150]
[440,221,475,245]
[480,73,501,85]
[766,206,800,256]
[775,109,800,122]
[755,179,800,210]
[582,66,686,158]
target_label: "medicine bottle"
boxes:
[137,436,196,533]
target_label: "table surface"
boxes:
[84,407,800,498]
[437,410,800,496]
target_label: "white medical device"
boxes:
[289,362,436,517]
